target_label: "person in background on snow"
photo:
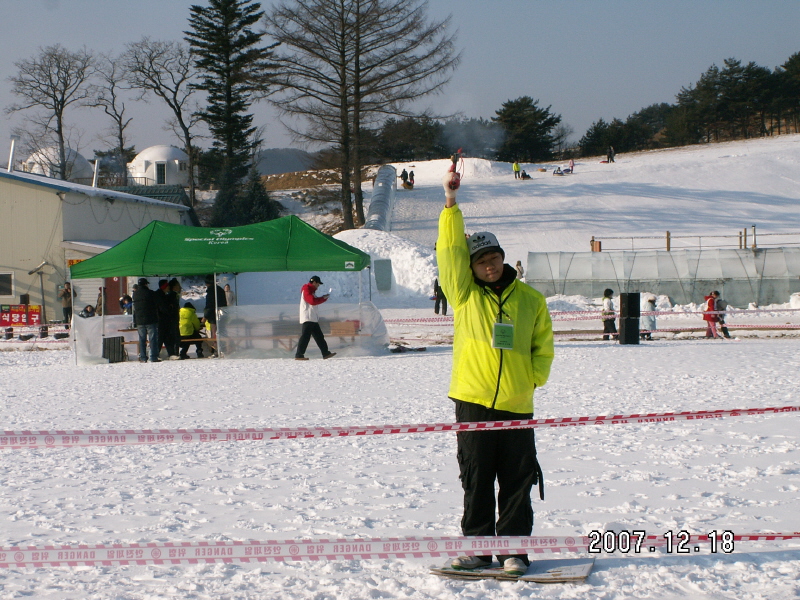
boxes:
[179,301,203,359]
[399,168,408,185]
[515,260,525,280]
[437,165,554,577]
[602,288,617,341]
[295,275,336,361]
[408,170,415,185]
[433,277,448,316]
[640,294,657,341]
[703,291,720,339]
[568,158,575,173]
[714,291,732,338]
[512,161,521,179]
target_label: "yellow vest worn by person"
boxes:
[437,205,554,413]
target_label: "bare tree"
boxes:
[124,38,201,206]
[552,123,575,158]
[266,0,459,229]
[89,53,134,184]
[6,44,95,180]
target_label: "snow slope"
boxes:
[2,136,800,599]
[389,135,800,265]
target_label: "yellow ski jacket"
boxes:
[437,204,554,413]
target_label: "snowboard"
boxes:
[431,557,594,584]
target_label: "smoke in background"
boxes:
[440,118,506,159]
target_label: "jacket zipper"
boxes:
[488,283,514,409]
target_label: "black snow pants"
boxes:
[295,321,330,358]
[602,319,617,340]
[454,399,543,565]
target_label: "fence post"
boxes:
[743,228,747,248]
[666,231,671,251]
[752,225,757,249]
[739,231,743,249]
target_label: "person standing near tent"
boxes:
[154,279,170,358]
[133,278,160,363]
[224,283,236,306]
[437,165,554,576]
[515,260,525,280]
[295,275,336,361]
[163,278,182,359]
[203,275,227,357]
[58,282,73,322]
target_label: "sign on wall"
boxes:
[0,305,41,327]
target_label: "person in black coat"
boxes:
[161,278,182,359]
[132,278,160,363]
[154,279,171,358]
[203,275,228,356]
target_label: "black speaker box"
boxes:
[102,336,126,363]
[619,292,640,345]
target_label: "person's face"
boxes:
[311,281,320,290]
[471,251,504,283]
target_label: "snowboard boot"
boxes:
[451,556,492,570]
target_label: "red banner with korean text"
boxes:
[0,305,41,327]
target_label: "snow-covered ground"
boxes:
[3,136,800,598]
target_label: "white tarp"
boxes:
[217,302,389,359]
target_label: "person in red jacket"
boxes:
[295,275,337,360]
[703,291,720,338]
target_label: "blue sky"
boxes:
[2,0,799,160]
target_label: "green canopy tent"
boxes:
[69,216,370,278]
[68,217,376,364]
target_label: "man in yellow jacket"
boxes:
[438,167,554,576]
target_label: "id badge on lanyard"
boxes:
[492,322,514,350]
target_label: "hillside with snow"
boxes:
[387,135,800,264]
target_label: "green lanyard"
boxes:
[487,286,515,350]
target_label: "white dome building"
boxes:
[22,147,94,182]
[127,145,190,186]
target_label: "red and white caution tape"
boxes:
[2,532,799,568]
[3,406,797,450]
[386,308,800,326]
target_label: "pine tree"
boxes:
[185,0,275,224]
[237,167,282,224]
[492,96,561,162]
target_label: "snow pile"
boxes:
[335,228,438,305]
